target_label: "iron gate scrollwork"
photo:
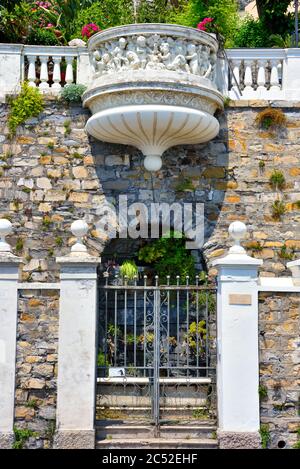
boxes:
[97,274,216,429]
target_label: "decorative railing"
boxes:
[224,49,286,100]
[24,45,79,91]
[0,44,90,100]
[1,43,300,101]
[223,48,300,101]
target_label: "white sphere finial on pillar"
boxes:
[71,220,89,254]
[228,221,247,255]
[0,219,13,253]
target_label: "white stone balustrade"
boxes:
[223,49,286,100]
[2,42,300,101]
[0,44,90,101]
[23,45,90,94]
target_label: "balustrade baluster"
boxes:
[230,59,241,99]
[27,56,37,87]
[39,56,50,91]
[52,56,62,91]
[65,57,74,86]
[243,59,255,98]
[257,59,267,98]
[270,59,281,92]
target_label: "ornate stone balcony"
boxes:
[82,24,224,171]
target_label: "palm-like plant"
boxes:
[269,34,294,48]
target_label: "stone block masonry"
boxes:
[14,289,59,449]
[2,100,300,279]
[259,292,300,449]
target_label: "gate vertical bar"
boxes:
[186,276,189,378]
[153,276,160,435]
[196,275,199,377]
[134,276,137,369]
[114,276,118,366]
[143,275,147,377]
[104,273,108,370]
[166,275,170,377]
[124,276,128,368]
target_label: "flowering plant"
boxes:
[81,23,101,39]
[197,17,214,32]
[35,1,51,8]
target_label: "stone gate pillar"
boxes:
[212,221,263,449]
[0,220,22,449]
[54,221,101,449]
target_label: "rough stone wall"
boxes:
[1,99,300,447]
[3,100,300,279]
[259,292,300,449]
[14,289,59,449]
[208,103,300,278]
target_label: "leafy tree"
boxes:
[0,0,23,10]
[256,0,293,37]
[136,0,183,23]
[167,0,239,47]
[71,0,135,38]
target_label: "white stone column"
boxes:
[283,49,300,100]
[54,221,101,449]
[0,220,22,449]
[212,221,263,449]
[286,258,300,285]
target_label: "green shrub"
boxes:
[0,1,62,44]
[13,426,38,449]
[269,170,286,191]
[278,243,295,261]
[138,231,196,283]
[120,260,138,280]
[97,352,110,367]
[234,16,269,48]
[271,199,286,221]
[255,108,287,131]
[259,384,268,400]
[15,238,24,253]
[55,236,63,247]
[168,0,239,47]
[260,424,270,449]
[247,241,263,252]
[8,82,44,137]
[60,84,87,103]
[0,1,34,44]
[71,0,134,38]
[136,0,181,24]
[39,0,96,43]
[27,28,60,46]
[175,177,195,193]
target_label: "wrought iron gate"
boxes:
[97,274,216,429]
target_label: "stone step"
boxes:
[96,423,216,440]
[96,406,212,420]
[96,438,218,449]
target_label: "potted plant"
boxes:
[119,260,138,284]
